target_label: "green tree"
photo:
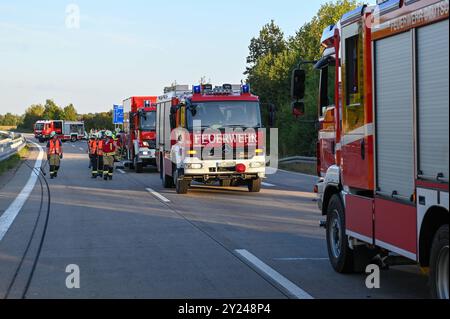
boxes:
[246,20,287,75]
[63,104,78,121]
[81,111,114,132]
[0,113,22,126]
[43,99,64,120]
[246,0,360,157]
[18,104,45,131]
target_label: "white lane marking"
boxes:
[235,249,314,300]
[117,169,126,174]
[0,142,44,242]
[262,182,275,187]
[146,188,170,203]
[274,258,328,261]
[79,147,84,151]
[72,145,75,148]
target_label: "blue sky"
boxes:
[1,1,359,115]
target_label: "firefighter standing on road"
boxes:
[46,132,63,179]
[102,131,116,180]
[88,134,99,178]
[96,132,104,178]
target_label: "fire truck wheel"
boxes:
[71,136,77,143]
[135,160,143,173]
[248,178,262,193]
[430,224,449,299]
[326,194,354,274]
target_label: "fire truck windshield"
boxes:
[140,111,156,131]
[35,123,44,130]
[187,101,262,130]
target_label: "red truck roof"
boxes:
[123,96,157,113]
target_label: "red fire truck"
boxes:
[34,120,85,143]
[156,84,266,194]
[292,0,449,298]
[123,96,158,173]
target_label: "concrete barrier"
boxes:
[0,132,27,162]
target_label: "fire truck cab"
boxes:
[293,0,449,298]
[156,84,266,194]
[123,96,158,173]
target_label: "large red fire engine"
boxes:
[156,84,266,194]
[123,96,158,173]
[292,0,449,298]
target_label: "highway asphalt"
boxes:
[0,138,430,299]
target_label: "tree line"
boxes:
[245,0,359,157]
[0,99,114,132]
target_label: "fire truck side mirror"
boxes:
[291,69,306,100]
[292,101,305,117]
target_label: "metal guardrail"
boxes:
[0,131,27,162]
[279,156,317,164]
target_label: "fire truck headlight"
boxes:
[250,162,265,168]
[143,142,149,147]
[186,163,203,169]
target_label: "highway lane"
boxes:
[0,138,430,299]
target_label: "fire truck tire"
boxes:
[248,178,262,193]
[326,194,354,274]
[430,224,449,300]
[174,169,189,194]
[71,136,77,143]
[135,162,143,173]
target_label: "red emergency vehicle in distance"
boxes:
[292,0,449,299]
[123,96,158,173]
[34,120,85,143]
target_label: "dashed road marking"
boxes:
[79,147,84,151]
[0,142,44,242]
[117,169,126,174]
[235,249,314,300]
[146,188,170,203]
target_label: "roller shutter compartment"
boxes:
[375,31,414,200]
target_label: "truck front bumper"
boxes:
[182,156,266,179]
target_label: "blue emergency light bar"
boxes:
[193,85,202,94]
[242,84,250,94]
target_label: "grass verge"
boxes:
[0,146,29,176]
[279,162,317,176]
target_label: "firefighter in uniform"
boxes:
[96,133,104,178]
[88,134,99,178]
[102,131,116,180]
[88,134,95,169]
[46,131,63,179]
